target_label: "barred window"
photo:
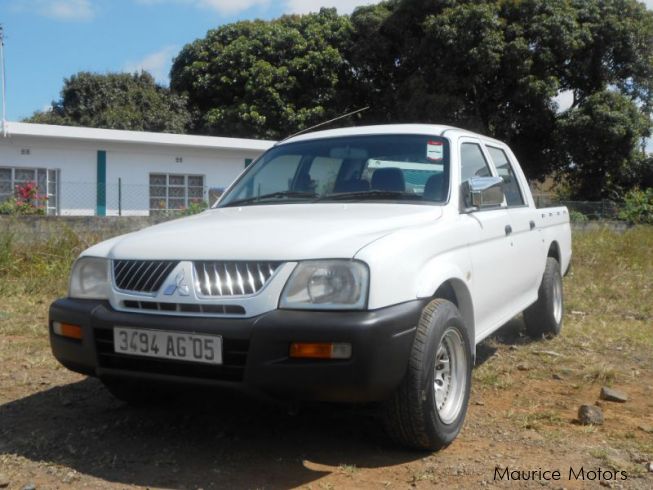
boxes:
[0,166,59,215]
[149,173,205,215]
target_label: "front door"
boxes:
[458,138,514,341]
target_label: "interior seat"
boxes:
[371,168,405,192]
[423,173,445,201]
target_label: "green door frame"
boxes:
[96,150,106,216]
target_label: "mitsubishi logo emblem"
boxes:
[163,269,190,296]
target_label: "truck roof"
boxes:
[278,123,504,146]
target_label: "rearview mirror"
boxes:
[461,176,505,210]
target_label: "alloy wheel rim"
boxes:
[433,327,467,424]
[552,276,563,324]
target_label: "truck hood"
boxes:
[86,203,443,261]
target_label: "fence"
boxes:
[1,181,224,217]
[0,180,625,219]
[532,194,621,220]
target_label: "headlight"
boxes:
[69,257,110,299]
[280,260,369,310]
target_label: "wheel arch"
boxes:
[431,279,476,361]
[416,259,476,360]
[547,240,561,267]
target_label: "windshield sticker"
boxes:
[427,141,444,161]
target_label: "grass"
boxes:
[1,224,651,325]
[0,228,97,297]
[338,464,358,477]
[1,224,652,473]
[566,226,653,321]
[1,224,651,370]
[469,225,653,471]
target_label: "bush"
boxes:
[618,188,653,224]
[0,182,47,215]
[180,200,209,216]
[0,197,46,215]
[569,210,588,224]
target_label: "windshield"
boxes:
[217,134,450,207]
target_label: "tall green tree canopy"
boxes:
[347,0,653,195]
[170,8,356,139]
[560,90,650,200]
[27,0,653,199]
[27,72,191,133]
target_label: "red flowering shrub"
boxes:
[0,182,47,215]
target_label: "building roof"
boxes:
[2,121,276,152]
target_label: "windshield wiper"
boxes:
[322,190,420,201]
[223,191,318,207]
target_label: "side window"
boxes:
[460,143,492,182]
[486,146,525,206]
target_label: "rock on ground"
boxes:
[578,404,604,425]
[600,386,628,403]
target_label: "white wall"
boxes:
[104,144,255,216]
[0,134,264,216]
[0,134,97,215]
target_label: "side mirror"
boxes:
[461,176,505,210]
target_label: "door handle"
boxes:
[529,220,536,230]
[505,224,513,236]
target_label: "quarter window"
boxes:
[149,173,205,215]
[460,143,492,182]
[486,146,525,206]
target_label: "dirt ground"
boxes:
[1,317,651,490]
[1,228,652,489]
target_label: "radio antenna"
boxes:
[281,106,369,142]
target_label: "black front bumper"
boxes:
[49,299,426,403]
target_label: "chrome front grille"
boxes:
[194,261,282,296]
[113,260,179,293]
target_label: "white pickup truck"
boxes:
[49,124,571,450]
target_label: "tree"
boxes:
[170,8,356,139]
[29,0,653,199]
[348,0,653,189]
[559,91,650,200]
[27,72,191,133]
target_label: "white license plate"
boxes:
[113,327,222,365]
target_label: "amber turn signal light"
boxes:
[289,342,352,360]
[52,321,83,340]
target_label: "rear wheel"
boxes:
[524,257,564,337]
[382,299,472,450]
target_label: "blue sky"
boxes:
[0,0,380,121]
[1,0,652,122]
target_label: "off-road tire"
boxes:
[382,299,472,451]
[524,257,564,338]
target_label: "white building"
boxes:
[0,122,275,216]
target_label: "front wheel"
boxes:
[382,299,472,450]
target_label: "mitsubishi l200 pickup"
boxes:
[49,124,571,450]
